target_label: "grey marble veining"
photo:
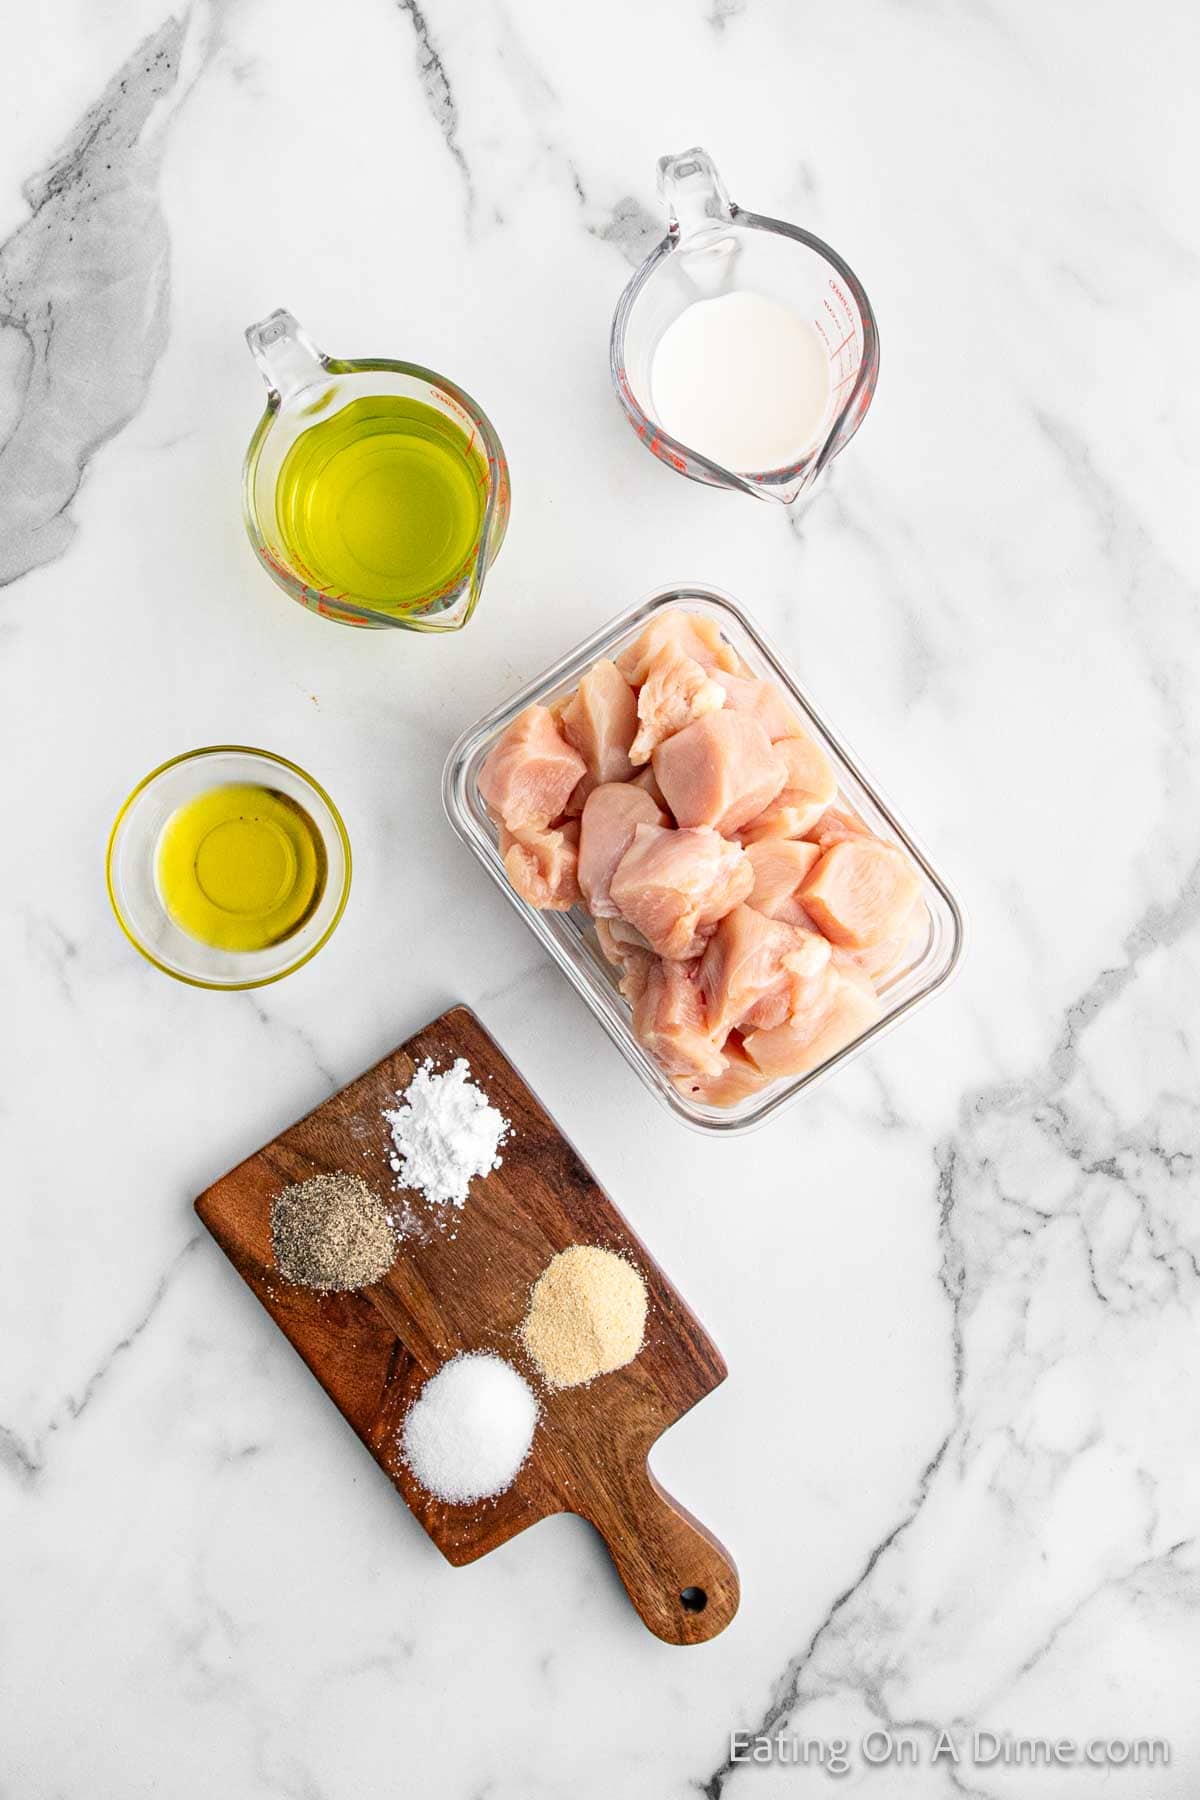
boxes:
[2,0,1199,1794]
[395,0,474,211]
[0,17,185,585]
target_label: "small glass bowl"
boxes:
[444,588,965,1134]
[106,745,352,989]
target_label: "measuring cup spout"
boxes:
[657,147,735,245]
[245,309,327,406]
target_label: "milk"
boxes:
[649,290,832,474]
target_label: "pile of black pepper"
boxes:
[270,1172,396,1292]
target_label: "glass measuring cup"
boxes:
[610,149,879,506]
[243,310,510,630]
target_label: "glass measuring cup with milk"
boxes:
[611,149,879,505]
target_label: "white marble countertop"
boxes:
[3,1,1199,1793]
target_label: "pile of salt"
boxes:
[401,1354,538,1504]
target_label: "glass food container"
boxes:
[443,589,964,1134]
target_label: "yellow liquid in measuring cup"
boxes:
[274,396,485,609]
[155,784,327,952]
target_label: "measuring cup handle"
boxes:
[245,308,327,405]
[657,147,736,244]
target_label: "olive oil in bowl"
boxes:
[275,396,485,612]
[108,745,351,988]
[155,783,327,952]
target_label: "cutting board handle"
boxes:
[584,1461,739,1644]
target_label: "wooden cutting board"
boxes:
[195,1005,739,1644]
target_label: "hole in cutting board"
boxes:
[680,1586,708,1613]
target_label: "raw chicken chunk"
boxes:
[561,772,597,819]
[559,660,638,785]
[595,914,655,966]
[699,904,831,1037]
[628,645,726,765]
[632,957,724,1079]
[615,610,741,686]
[799,837,922,948]
[739,732,838,843]
[839,899,927,985]
[499,821,581,911]
[594,918,657,1006]
[610,824,753,960]
[777,734,837,809]
[743,959,881,1079]
[652,712,786,836]
[739,793,828,844]
[577,783,667,917]
[718,672,805,741]
[673,1036,773,1108]
[629,764,668,807]
[744,838,822,925]
[805,806,871,850]
[478,706,587,833]
[617,951,657,1008]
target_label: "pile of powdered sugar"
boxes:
[383,1057,510,1209]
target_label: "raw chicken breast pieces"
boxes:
[500,821,581,912]
[699,904,830,1037]
[632,958,725,1080]
[738,731,838,844]
[578,783,666,917]
[615,610,742,686]
[799,837,921,949]
[478,705,587,832]
[560,659,638,785]
[716,671,804,742]
[477,610,925,1107]
[742,958,881,1081]
[653,711,787,835]
[610,824,752,960]
[744,838,822,925]
[628,644,726,765]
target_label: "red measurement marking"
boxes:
[263,546,292,580]
[827,328,857,359]
[823,294,853,331]
[432,387,471,424]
